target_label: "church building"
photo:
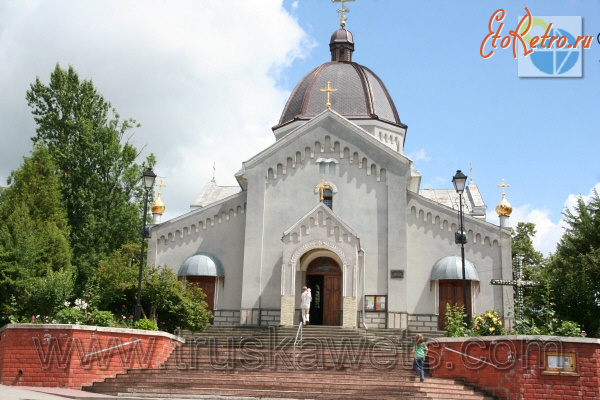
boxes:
[147,8,513,331]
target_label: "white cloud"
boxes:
[488,183,600,256]
[564,183,600,215]
[0,1,311,220]
[407,148,430,162]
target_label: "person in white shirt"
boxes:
[301,286,312,325]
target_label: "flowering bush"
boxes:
[54,299,89,324]
[444,303,469,337]
[473,310,505,336]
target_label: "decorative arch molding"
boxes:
[409,204,500,248]
[289,240,348,271]
[157,202,247,246]
[265,135,388,184]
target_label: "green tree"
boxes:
[512,222,545,267]
[96,244,211,333]
[25,64,153,285]
[546,190,600,337]
[510,222,548,331]
[0,146,73,323]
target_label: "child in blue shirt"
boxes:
[413,333,428,382]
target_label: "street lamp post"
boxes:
[134,167,157,322]
[452,170,469,327]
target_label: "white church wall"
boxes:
[385,171,410,329]
[406,193,512,322]
[148,193,247,311]
[236,114,413,326]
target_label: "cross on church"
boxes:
[316,179,329,201]
[498,178,509,195]
[320,81,337,109]
[332,0,355,27]
[490,254,539,326]
[156,180,166,195]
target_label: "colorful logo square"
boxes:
[517,16,583,77]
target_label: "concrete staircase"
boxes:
[83,326,492,399]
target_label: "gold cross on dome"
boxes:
[316,179,329,201]
[320,81,338,109]
[498,179,510,196]
[156,180,166,195]
[332,0,355,27]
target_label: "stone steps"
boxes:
[86,371,490,400]
[83,326,492,399]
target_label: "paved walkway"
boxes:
[0,385,118,400]
[0,385,253,400]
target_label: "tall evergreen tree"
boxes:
[546,190,600,336]
[25,64,153,284]
[0,145,73,318]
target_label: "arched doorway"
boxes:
[430,255,479,330]
[306,257,342,326]
[178,252,225,325]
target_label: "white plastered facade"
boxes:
[147,109,513,330]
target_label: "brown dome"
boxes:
[274,28,403,131]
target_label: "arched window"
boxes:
[323,189,333,209]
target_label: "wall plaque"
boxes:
[390,269,404,279]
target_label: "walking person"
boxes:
[301,286,312,325]
[413,333,428,382]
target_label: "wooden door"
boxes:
[323,275,341,326]
[438,280,471,330]
[306,257,342,326]
[186,276,216,323]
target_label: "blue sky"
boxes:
[0,1,598,255]
[283,0,600,254]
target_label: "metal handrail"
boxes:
[444,346,500,368]
[293,318,303,360]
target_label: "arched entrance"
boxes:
[306,257,342,326]
[430,255,480,330]
[178,252,225,325]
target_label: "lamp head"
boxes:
[142,168,157,190]
[452,170,467,194]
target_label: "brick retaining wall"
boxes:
[0,324,182,389]
[429,336,600,399]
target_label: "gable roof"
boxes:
[237,109,411,185]
[282,202,359,246]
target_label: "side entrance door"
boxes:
[438,280,471,330]
[186,276,216,324]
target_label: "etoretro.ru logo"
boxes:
[479,8,593,78]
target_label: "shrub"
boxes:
[134,318,158,331]
[444,303,469,337]
[54,307,85,324]
[88,310,115,327]
[554,320,584,337]
[473,310,505,336]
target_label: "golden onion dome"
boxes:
[150,193,165,215]
[495,194,512,217]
